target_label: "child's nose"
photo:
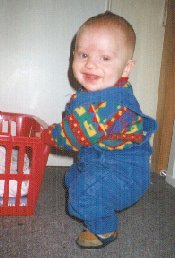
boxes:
[85,57,97,69]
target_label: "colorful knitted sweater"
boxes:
[43,77,157,151]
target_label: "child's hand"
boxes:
[36,127,58,147]
[35,129,48,140]
[35,132,41,137]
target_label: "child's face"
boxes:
[72,25,134,92]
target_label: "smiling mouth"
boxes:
[82,73,100,81]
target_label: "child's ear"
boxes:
[122,59,135,77]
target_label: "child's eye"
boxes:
[80,53,88,59]
[101,56,110,61]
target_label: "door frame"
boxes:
[151,0,175,173]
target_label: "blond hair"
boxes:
[76,11,136,58]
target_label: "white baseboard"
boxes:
[46,154,73,167]
[166,175,175,188]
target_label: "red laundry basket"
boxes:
[0,111,50,216]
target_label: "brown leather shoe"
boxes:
[76,230,118,249]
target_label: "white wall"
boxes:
[0,0,165,166]
[110,0,165,117]
[0,0,106,166]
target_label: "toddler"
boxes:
[43,11,157,249]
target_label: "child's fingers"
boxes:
[35,132,41,137]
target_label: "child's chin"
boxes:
[83,83,108,92]
[85,86,101,92]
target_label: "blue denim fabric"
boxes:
[65,142,152,234]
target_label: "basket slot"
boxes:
[14,180,28,207]
[14,146,26,175]
[2,120,9,134]
[11,121,16,136]
[0,146,10,206]
[0,120,16,136]
[5,147,12,174]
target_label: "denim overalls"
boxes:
[65,86,157,234]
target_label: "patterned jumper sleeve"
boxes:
[42,102,107,151]
[42,99,142,151]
